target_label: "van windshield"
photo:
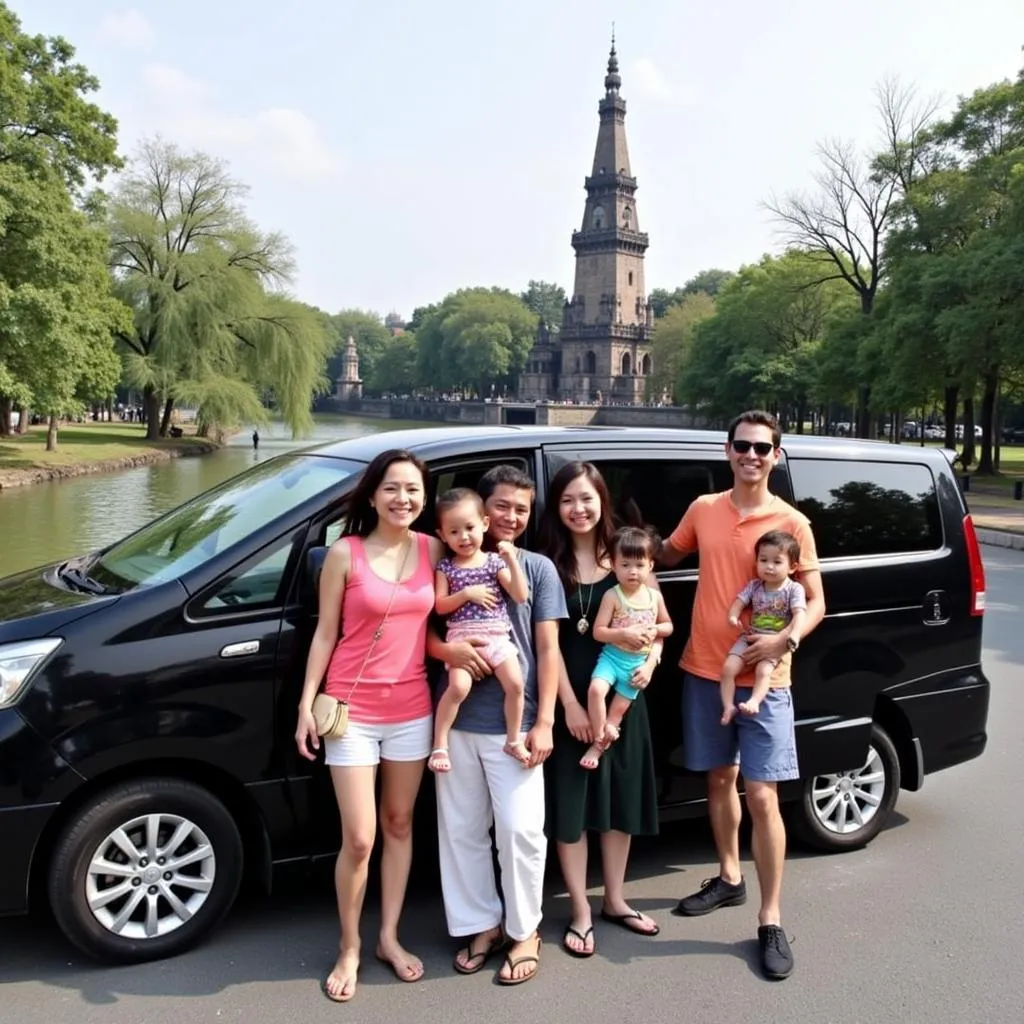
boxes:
[89,454,360,589]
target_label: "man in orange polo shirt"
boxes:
[660,410,825,980]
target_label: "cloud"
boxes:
[98,9,154,49]
[139,65,342,185]
[143,65,208,107]
[627,57,698,106]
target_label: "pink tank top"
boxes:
[325,532,434,724]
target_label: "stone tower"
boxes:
[520,41,653,404]
[334,335,363,401]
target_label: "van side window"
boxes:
[566,458,733,549]
[194,534,297,614]
[423,456,532,536]
[788,459,943,558]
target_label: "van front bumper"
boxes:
[0,709,82,914]
[0,804,60,914]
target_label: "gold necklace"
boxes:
[576,567,597,634]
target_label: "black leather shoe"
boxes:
[758,924,794,979]
[673,876,747,917]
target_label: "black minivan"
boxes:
[0,426,990,963]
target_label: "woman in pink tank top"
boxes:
[296,449,444,1003]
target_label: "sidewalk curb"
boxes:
[976,528,1024,551]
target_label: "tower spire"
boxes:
[517,38,653,406]
[605,27,621,95]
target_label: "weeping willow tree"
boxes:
[108,138,331,439]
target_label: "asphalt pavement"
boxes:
[2,548,1022,1024]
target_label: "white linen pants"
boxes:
[435,729,546,942]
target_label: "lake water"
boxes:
[0,416,424,579]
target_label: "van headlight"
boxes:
[0,638,63,707]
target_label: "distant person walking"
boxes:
[252,430,260,451]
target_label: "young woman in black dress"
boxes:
[539,462,662,958]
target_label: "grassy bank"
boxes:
[962,445,1024,495]
[0,423,218,488]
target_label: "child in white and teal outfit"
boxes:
[580,526,673,769]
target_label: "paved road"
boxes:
[2,549,1022,1024]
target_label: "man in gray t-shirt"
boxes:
[453,549,565,734]
[428,465,566,985]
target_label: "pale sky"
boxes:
[27,1,1024,319]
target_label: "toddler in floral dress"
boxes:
[430,488,529,772]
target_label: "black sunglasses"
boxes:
[730,440,775,456]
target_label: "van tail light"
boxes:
[963,514,986,615]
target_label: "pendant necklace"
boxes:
[577,571,596,634]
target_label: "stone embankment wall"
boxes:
[319,396,704,429]
[0,441,219,490]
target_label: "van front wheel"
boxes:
[790,723,900,852]
[48,778,243,963]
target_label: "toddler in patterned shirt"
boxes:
[580,526,673,770]
[721,530,807,723]
[430,488,530,772]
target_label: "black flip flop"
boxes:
[496,937,543,986]
[600,908,661,936]
[562,923,595,959]
[452,930,506,975]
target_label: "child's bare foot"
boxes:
[324,949,360,1002]
[721,705,737,725]
[427,747,451,772]
[602,722,621,745]
[738,700,760,716]
[504,739,530,765]
[580,740,607,770]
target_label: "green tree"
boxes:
[0,3,121,192]
[765,81,935,436]
[646,292,715,402]
[373,332,419,394]
[879,67,1024,469]
[0,163,128,447]
[415,288,536,396]
[0,3,124,439]
[520,280,566,330]
[649,269,734,317]
[109,139,332,439]
[679,252,855,427]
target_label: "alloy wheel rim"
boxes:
[809,745,886,835]
[85,812,216,939]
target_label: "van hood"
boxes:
[0,564,119,642]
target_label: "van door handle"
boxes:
[922,590,950,626]
[220,640,260,658]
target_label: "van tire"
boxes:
[48,778,243,963]
[790,723,900,852]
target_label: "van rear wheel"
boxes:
[790,723,900,852]
[48,778,243,963]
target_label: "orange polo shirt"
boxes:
[667,490,820,689]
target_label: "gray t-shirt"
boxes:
[737,576,806,634]
[447,549,567,734]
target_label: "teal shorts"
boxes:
[592,645,647,702]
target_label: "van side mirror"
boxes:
[303,546,328,605]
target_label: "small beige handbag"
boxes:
[311,537,412,740]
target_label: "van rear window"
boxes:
[788,459,943,558]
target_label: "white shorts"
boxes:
[323,714,433,767]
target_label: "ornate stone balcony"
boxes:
[584,172,638,193]
[560,321,652,342]
[571,226,649,254]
